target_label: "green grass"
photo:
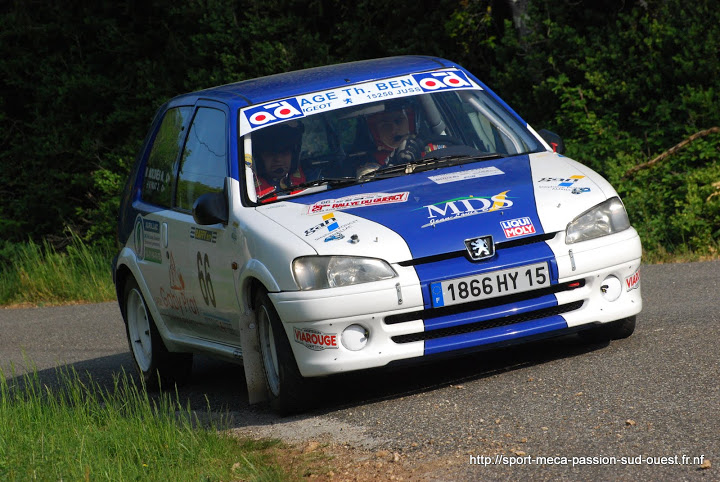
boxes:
[0,235,115,306]
[0,366,295,481]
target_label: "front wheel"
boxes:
[122,277,193,390]
[255,290,314,415]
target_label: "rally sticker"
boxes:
[307,192,409,214]
[293,328,339,351]
[537,175,586,191]
[190,227,217,243]
[134,215,162,264]
[411,70,473,91]
[428,166,504,185]
[420,191,513,228]
[305,213,339,236]
[240,69,480,134]
[625,269,640,291]
[500,217,536,238]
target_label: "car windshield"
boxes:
[242,88,545,203]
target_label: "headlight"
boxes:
[292,256,397,290]
[565,197,630,244]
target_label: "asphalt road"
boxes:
[1,260,718,480]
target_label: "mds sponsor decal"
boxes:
[420,191,513,228]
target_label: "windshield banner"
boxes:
[239,69,481,135]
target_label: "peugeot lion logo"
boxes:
[465,235,494,261]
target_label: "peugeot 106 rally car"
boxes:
[113,56,642,413]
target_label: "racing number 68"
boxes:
[197,251,216,307]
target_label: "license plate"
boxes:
[430,262,550,307]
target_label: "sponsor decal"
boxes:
[134,215,162,264]
[190,227,217,243]
[428,166,504,184]
[304,212,358,241]
[305,212,339,236]
[500,217,536,238]
[625,269,640,291]
[419,191,513,228]
[293,327,339,351]
[243,99,304,129]
[571,187,591,194]
[465,235,494,261]
[537,175,587,191]
[239,69,480,134]
[307,192,409,214]
[412,70,473,92]
[156,251,199,317]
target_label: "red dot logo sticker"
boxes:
[245,99,303,128]
[415,70,473,91]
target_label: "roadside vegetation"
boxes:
[0,366,308,481]
[1,1,718,282]
[0,234,115,306]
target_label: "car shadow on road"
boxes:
[2,334,609,428]
[307,333,610,416]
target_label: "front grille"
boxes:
[385,279,585,325]
[391,300,584,344]
[398,232,557,267]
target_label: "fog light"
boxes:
[600,275,622,302]
[341,324,369,351]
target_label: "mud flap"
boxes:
[239,314,268,404]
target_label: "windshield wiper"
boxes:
[257,176,357,202]
[360,153,506,180]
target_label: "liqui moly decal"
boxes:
[412,70,473,92]
[307,192,409,214]
[293,328,338,351]
[500,217,536,238]
[243,99,304,129]
[420,191,513,228]
[625,269,640,291]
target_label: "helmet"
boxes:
[366,100,416,152]
[253,121,304,177]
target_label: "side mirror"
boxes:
[192,190,228,225]
[537,129,566,155]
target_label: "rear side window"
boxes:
[142,107,193,207]
[176,107,227,211]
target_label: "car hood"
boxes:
[255,152,614,262]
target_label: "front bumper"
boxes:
[270,228,642,377]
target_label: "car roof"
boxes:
[168,56,460,108]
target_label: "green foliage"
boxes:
[1,0,718,259]
[0,234,115,306]
[0,367,293,480]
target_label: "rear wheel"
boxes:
[255,290,313,415]
[123,277,193,390]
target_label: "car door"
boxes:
[134,105,194,335]
[165,101,241,343]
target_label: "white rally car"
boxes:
[113,56,642,413]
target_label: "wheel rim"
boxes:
[126,288,152,372]
[258,305,281,397]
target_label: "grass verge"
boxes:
[0,235,115,306]
[0,366,298,481]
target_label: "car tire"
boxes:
[122,276,193,390]
[578,316,636,343]
[255,290,314,415]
